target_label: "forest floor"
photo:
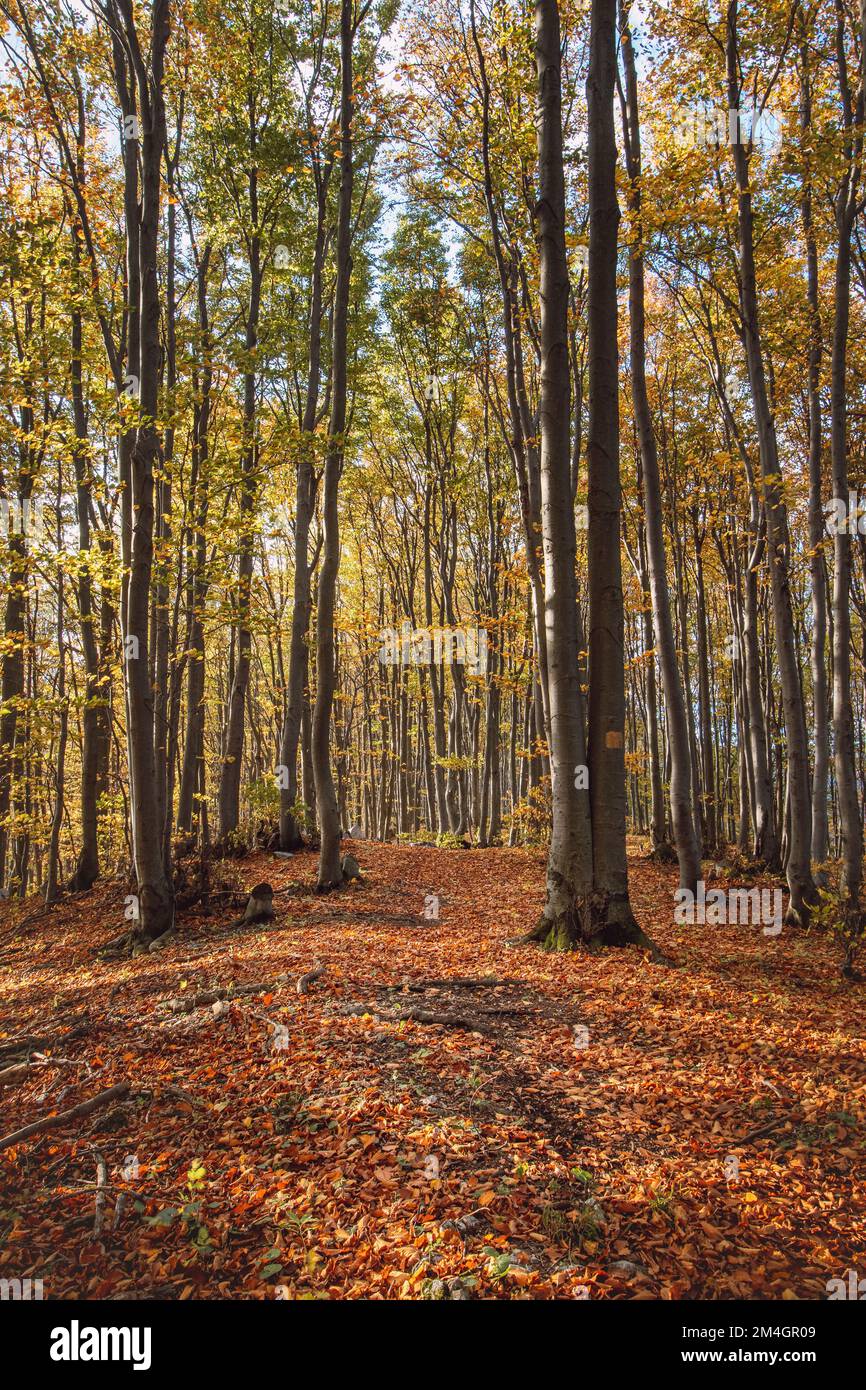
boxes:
[0,842,864,1301]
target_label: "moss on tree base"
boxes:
[517,889,676,964]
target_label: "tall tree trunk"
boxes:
[46,567,68,904]
[618,2,700,889]
[218,151,262,841]
[726,0,815,922]
[693,520,717,851]
[177,244,213,837]
[799,27,830,880]
[470,0,552,746]
[68,241,102,890]
[313,0,354,890]
[585,0,644,941]
[115,0,174,940]
[533,0,593,946]
[279,176,329,850]
[828,0,865,911]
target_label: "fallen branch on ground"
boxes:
[0,1081,131,1152]
[113,1190,128,1231]
[93,1150,108,1236]
[297,964,326,995]
[385,976,515,993]
[0,1052,90,1088]
[0,1020,88,1064]
[741,1113,800,1144]
[0,1062,31,1087]
[165,981,278,1014]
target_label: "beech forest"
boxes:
[0,0,864,1332]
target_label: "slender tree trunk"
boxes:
[177,245,212,837]
[828,0,865,911]
[279,179,329,850]
[68,245,102,891]
[693,522,717,850]
[618,2,700,889]
[218,160,262,841]
[46,570,68,904]
[726,0,815,922]
[313,0,354,889]
[799,31,830,880]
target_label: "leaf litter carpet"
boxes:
[0,844,863,1300]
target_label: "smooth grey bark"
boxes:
[533,0,593,946]
[584,0,645,941]
[623,517,665,852]
[469,0,552,746]
[693,518,717,850]
[68,241,104,891]
[46,556,68,904]
[154,129,179,870]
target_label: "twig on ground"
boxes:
[741,1113,799,1144]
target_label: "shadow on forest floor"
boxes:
[0,842,863,1299]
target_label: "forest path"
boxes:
[0,843,863,1299]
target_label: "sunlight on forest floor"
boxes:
[1,844,863,1300]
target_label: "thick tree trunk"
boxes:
[534,0,593,946]
[117,0,175,939]
[584,0,643,942]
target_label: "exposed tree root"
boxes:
[0,1019,89,1065]
[0,1081,131,1152]
[314,876,345,894]
[648,842,677,865]
[164,980,278,1014]
[297,963,326,995]
[509,889,677,965]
